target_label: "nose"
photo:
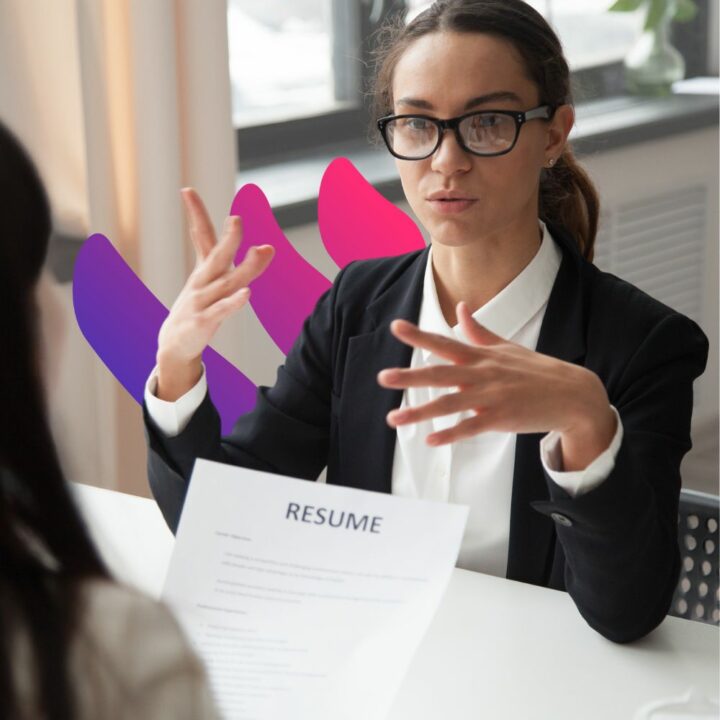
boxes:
[430,127,473,175]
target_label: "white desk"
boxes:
[74,483,719,719]
[72,482,174,598]
[389,569,719,719]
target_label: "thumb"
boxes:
[457,301,503,346]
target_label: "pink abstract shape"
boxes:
[231,184,331,356]
[318,157,426,267]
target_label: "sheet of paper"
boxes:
[162,459,468,720]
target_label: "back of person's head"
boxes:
[0,121,109,720]
[369,0,600,260]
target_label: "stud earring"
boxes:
[546,158,555,168]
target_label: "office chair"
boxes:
[669,489,719,625]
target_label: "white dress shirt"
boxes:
[145,220,623,578]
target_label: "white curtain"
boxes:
[0,0,237,493]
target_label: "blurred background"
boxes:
[0,0,717,497]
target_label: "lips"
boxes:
[426,191,475,201]
[427,198,477,214]
[426,190,477,215]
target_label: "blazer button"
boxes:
[551,512,573,527]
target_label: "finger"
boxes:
[231,242,275,289]
[211,214,244,272]
[193,244,274,309]
[377,364,479,389]
[425,413,493,446]
[457,301,504,346]
[202,286,252,327]
[191,214,242,285]
[181,188,216,261]
[386,390,482,427]
[389,319,479,364]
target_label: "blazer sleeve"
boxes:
[143,265,350,533]
[531,312,709,643]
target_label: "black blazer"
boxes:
[144,221,709,643]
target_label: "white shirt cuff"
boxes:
[539,406,623,498]
[144,363,208,438]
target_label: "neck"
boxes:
[430,215,543,326]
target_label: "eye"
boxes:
[473,113,502,128]
[399,117,432,131]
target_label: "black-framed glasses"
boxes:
[377,105,555,160]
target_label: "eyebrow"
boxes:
[396,91,523,111]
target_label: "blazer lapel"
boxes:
[337,249,429,495]
[506,223,589,584]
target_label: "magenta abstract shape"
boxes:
[231,184,331,355]
[318,157,425,267]
[73,234,257,434]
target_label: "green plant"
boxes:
[608,0,698,31]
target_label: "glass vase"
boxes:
[624,14,686,96]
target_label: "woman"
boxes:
[143,0,708,643]
[0,122,220,719]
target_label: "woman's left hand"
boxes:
[377,301,617,471]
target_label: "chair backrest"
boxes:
[669,489,719,625]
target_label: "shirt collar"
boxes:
[418,219,563,360]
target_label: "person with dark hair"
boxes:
[0,121,220,719]
[143,0,709,644]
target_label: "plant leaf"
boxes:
[644,0,668,30]
[608,0,645,11]
[674,0,698,22]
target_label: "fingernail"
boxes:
[222,215,239,233]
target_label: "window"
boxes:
[228,0,370,167]
[405,0,645,70]
[228,0,358,128]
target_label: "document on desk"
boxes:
[162,459,468,720]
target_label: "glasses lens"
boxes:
[385,117,438,158]
[459,113,517,154]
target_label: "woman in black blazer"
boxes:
[144,0,709,643]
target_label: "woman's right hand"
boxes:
[155,188,275,401]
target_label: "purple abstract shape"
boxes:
[231,183,332,355]
[73,234,257,434]
[318,157,425,267]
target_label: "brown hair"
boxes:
[367,0,599,261]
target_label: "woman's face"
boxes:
[390,31,571,248]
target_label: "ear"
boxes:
[545,104,574,160]
[457,301,503,346]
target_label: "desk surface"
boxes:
[390,569,719,719]
[74,483,719,720]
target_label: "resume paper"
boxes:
[162,459,468,720]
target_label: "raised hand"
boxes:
[155,188,275,401]
[377,301,616,471]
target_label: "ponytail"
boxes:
[540,144,599,262]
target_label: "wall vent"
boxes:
[594,184,707,325]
